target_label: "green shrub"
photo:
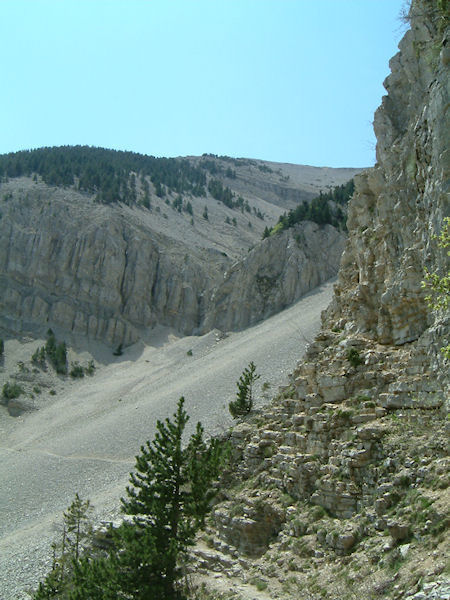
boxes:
[249,577,268,591]
[346,347,363,368]
[2,382,24,400]
[311,505,326,521]
[0,338,4,357]
[70,362,85,378]
[44,329,67,374]
[31,346,46,366]
[85,360,96,375]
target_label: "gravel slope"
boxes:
[0,279,334,599]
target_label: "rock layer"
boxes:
[0,184,218,345]
[194,3,449,598]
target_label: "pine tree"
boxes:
[32,494,93,599]
[34,400,227,599]
[68,557,118,600]
[64,494,93,562]
[117,397,227,599]
[229,362,260,418]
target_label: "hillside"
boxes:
[0,0,448,598]
[0,281,335,599]
[0,152,359,347]
[193,2,449,599]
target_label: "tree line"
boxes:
[0,146,208,205]
[0,146,266,218]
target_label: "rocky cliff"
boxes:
[195,2,449,598]
[0,159,352,347]
[327,1,449,348]
[203,222,345,332]
[0,181,218,345]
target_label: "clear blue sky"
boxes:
[0,0,407,167]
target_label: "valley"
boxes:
[0,280,335,599]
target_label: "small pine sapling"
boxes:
[229,361,260,418]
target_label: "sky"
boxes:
[0,0,408,168]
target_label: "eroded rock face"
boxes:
[203,222,345,332]
[0,178,345,346]
[327,3,449,347]
[0,185,218,345]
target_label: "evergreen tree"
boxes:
[229,362,260,418]
[34,400,227,599]
[32,494,93,599]
[117,397,226,599]
[68,557,118,600]
[55,342,68,375]
[64,494,93,562]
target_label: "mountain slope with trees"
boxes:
[0,150,358,347]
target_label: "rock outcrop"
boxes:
[327,2,449,347]
[202,222,345,332]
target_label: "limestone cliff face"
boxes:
[0,175,345,346]
[203,222,345,332]
[0,183,219,345]
[327,1,449,349]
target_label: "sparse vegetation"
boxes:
[70,362,85,378]
[45,329,68,375]
[263,179,354,238]
[85,360,96,376]
[422,216,449,359]
[0,146,208,205]
[249,576,268,591]
[31,346,47,367]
